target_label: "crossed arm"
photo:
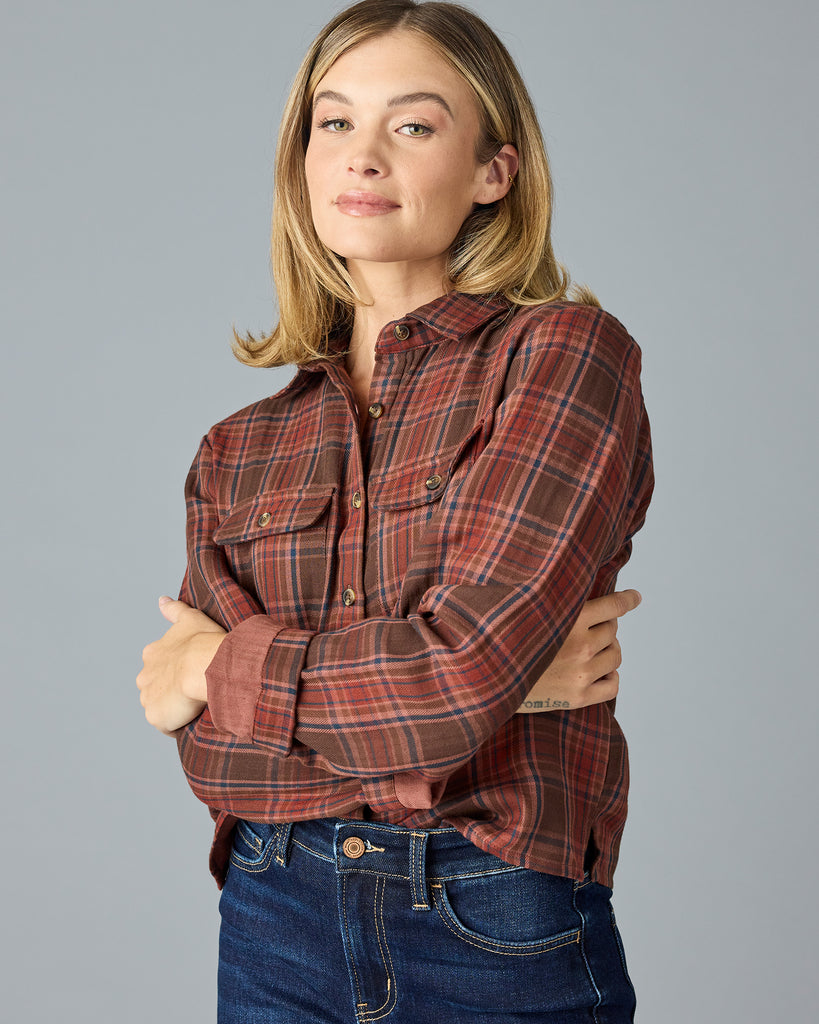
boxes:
[139,309,651,776]
[137,588,641,736]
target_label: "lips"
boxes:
[334,190,400,216]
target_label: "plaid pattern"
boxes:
[176,294,653,888]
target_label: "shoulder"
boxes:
[492,302,645,413]
[503,302,642,372]
[185,368,321,498]
[201,367,317,451]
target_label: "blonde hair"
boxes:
[235,0,598,368]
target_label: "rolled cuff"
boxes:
[205,616,311,755]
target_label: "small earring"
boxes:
[507,174,515,184]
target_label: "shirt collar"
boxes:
[301,291,511,374]
[398,291,511,344]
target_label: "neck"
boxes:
[346,257,451,367]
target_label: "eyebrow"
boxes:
[312,89,454,119]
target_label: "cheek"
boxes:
[421,180,477,237]
[304,141,328,197]
[304,159,329,234]
[428,158,480,212]
[303,154,318,204]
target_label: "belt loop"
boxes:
[409,831,431,911]
[274,823,294,867]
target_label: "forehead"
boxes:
[313,30,475,111]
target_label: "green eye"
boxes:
[320,118,351,132]
[400,123,432,137]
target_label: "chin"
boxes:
[329,242,430,265]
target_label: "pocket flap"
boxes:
[213,486,334,545]
[370,462,453,512]
[370,424,484,512]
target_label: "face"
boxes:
[304,31,508,283]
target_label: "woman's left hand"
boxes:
[515,590,640,713]
[137,597,226,735]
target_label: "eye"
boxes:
[318,117,353,132]
[398,122,434,137]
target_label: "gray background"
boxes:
[2,0,816,1020]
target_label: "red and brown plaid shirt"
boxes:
[176,292,653,888]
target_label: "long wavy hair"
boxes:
[234,0,598,367]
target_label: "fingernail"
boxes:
[158,595,172,606]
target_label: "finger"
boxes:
[585,645,620,686]
[588,670,620,702]
[612,589,641,616]
[584,589,641,627]
[158,595,188,624]
[587,618,618,651]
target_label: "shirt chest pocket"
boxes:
[213,485,335,628]
[367,431,481,614]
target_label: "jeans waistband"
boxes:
[241,818,524,913]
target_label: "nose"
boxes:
[347,128,388,178]
[350,162,381,177]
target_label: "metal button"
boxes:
[342,587,356,606]
[425,474,442,490]
[342,836,366,859]
[393,323,410,341]
[257,511,272,527]
[368,403,384,419]
[352,491,362,509]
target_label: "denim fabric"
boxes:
[218,819,636,1023]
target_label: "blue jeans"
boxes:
[218,818,636,1023]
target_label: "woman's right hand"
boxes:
[515,590,641,713]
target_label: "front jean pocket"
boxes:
[229,820,279,874]
[431,868,582,955]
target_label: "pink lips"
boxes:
[334,190,400,216]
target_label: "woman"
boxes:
[138,2,653,1020]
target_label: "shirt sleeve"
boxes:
[199,305,653,780]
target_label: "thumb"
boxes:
[613,589,642,616]
[158,595,185,623]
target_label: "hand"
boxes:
[137,597,227,735]
[515,590,641,713]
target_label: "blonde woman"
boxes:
[138,2,653,1019]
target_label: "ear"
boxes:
[473,144,520,205]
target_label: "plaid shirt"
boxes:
[176,293,653,888]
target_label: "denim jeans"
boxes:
[218,818,636,1023]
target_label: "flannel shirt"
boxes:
[176,292,654,888]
